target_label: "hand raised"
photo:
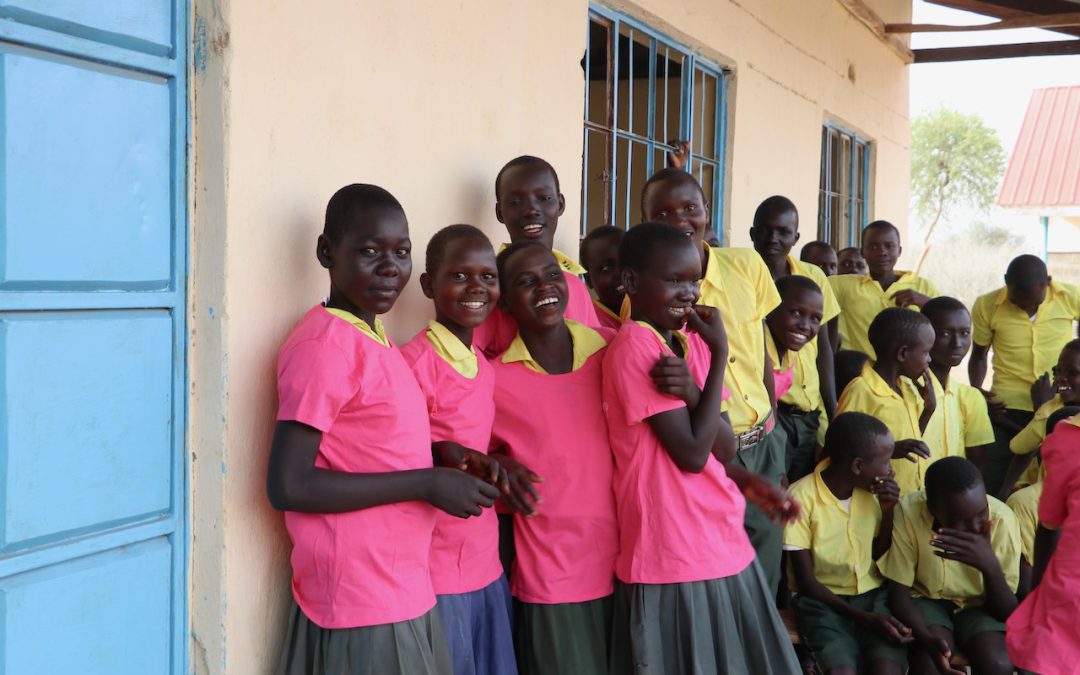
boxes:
[893,439,931,463]
[685,304,727,356]
[931,523,997,573]
[870,475,900,512]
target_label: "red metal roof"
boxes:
[998,86,1080,209]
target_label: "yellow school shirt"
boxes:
[972,282,1080,412]
[1006,483,1042,566]
[502,318,606,374]
[425,320,479,378]
[836,363,929,495]
[931,373,996,460]
[829,271,939,358]
[1010,395,1065,486]
[783,460,883,596]
[878,490,1021,609]
[766,331,822,415]
[498,244,586,276]
[324,307,390,347]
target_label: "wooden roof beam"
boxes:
[834,0,914,63]
[888,11,1080,33]
[913,38,1080,62]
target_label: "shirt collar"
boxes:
[425,320,479,377]
[498,243,585,275]
[635,320,691,358]
[502,318,606,373]
[595,300,622,323]
[324,306,390,347]
[764,330,790,371]
[861,362,903,400]
[811,459,856,508]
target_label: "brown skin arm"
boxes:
[267,420,498,517]
[887,581,963,675]
[816,330,837,418]
[827,317,841,353]
[873,510,896,560]
[968,343,990,389]
[763,323,777,413]
[1032,524,1062,589]
[647,354,727,474]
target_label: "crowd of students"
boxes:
[266,154,1080,675]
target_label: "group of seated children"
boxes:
[267,153,1080,675]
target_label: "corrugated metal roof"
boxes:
[998,86,1080,208]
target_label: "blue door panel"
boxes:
[0,311,173,552]
[1,50,173,290]
[0,0,173,54]
[1,539,172,674]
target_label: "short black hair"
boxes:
[1062,338,1080,358]
[753,195,798,229]
[323,183,405,243]
[1047,405,1080,435]
[580,226,625,271]
[868,307,932,358]
[495,155,561,201]
[921,296,970,327]
[775,274,823,301]
[425,224,492,276]
[835,350,871,394]
[495,240,552,294]
[619,222,692,272]
[640,168,705,217]
[1005,254,1049,291]
[800,240,835,262]
[925,456,984,503]
[824,412,892,464]
[838,246,860,257]
[862,220,900,242]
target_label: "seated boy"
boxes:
[766,275,826,482]
[837,247,868,276]
[579,225,624,330]
[829,221,938,358]
[998,338,1080,498]
[836,307,936,495]
[881,457,1020,675]
[785,412,910,675]
[800,240,838,277]
[921,297,995,470]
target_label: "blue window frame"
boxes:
[818,123,871,250]
[582,5,730,242]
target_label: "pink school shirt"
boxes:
[490,335,618,604]
[602,321,755,585]
[774,366,795,401]
[276,306,436,629]
[474,272,602,358]
[400,332,503,596]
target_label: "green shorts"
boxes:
[913,597,1005,648]
[794,588,908,670]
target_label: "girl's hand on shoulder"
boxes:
[741,473,799,524]
[685,304,727,357]
[426,467,499,519]
[870,475,900,512]
[650,356,701,407]
[493,454,543,516]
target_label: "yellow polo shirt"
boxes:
[425,320,479,378]
[837,363,931,495]
[931,373,995,460]
[1009,395,1065,486]
[972,283,1080,412]
[829,271,939,357]
[1006,483,1042,566]
[878,490,1020,609]
[783,460,883,595]
[502,318,607,374]
[324,307,390,347]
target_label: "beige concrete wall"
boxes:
[189,0,911,671]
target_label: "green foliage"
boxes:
[910,108,1006,227]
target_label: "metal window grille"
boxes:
[817,123,872,250]
[581,6,730,242]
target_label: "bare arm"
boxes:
[968,343,990,389]
[647,353,727,473]
[816,330,837,419]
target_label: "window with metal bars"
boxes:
[581,6,730,242]
[817,123,872,250]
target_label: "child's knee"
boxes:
[966,632,1011,675]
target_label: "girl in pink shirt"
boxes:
[602,223,801,674]
[488,242,619,675]
[268,185,499,675]
[400,225,517,675]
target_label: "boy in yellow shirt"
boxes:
[829,221,938,358]
[785,412,910,674]
[969,254,1080,494]
[921,297,995,470]
[836,307,936,495]
[881,457,1020,675]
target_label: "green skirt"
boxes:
[275,599,452,675]
[513,594,614,675]
[610,562,800,674]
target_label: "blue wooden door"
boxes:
[0,2,187,673]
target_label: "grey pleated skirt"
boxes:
[275,599,453,675]
[610,560,801,675]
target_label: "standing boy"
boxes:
[968,254,1080,495]
[829,221,938,358]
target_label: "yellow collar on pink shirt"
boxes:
[323,306,389,347]
[502,318,606,374]
[425,319,480,378]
